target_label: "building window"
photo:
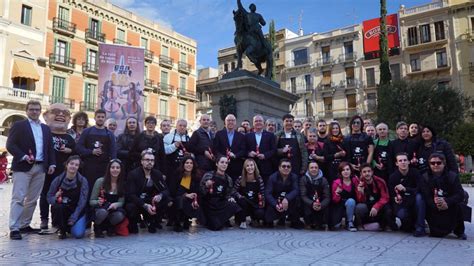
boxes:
[55,40,68,63]
[12,77,35,91]
[323,97,332,111]
[322,71,331,87]
[21,5,32,26]
[84,83,97,108]
[160,71,168,85]
[179,76,186,92]
[162,45,169,56]
[410,54,421,72]
[144,65,148,79]
[180,52,187,62]
[471,17,474,33]
[304,74,311,90]
[224,63,229,73]
[434,21,445,40]
[305,99,313,117]
[52,76,66,103]
[293,48,308,66]
[347,94,356,109]
[160,99,168,115]
[290,77,296,93]
[366,68,375,87]
[58,6,69,21]
[117,28,125,41]
[90,18,100,35]
[87,49,97,70]
[345,67,354,86]
[407,27,418,46]
[322,46,331,64]
[390,64,401,81]
[344,41,354,60]
[179,103,186,119]
[419,24,431,43]
[141,37,148,48]
[367,93,377,113]
[231,62,236,70]
[436,49,448,68]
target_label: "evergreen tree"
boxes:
[379,0,391,85]
[267,20,277,81]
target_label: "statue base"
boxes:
[200,70,298,129]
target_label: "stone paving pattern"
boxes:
[0,183,473,265]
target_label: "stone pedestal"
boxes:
[199,70,298,128]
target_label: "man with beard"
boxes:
[275,114,307,175]
[246,115,276,182]
[213,114,246,181]
[313,119,328,175]
[355,164,397,231]
[77,109,117,194]
[301,118,313,140]
[126,150,169,233]
[189,114,215,172]
[40,103,75,230]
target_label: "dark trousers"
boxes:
[394,193,426,232]
[427,203,465,237]
[40,174,54,221]
[303,204,328,226]
[125,201,167,227]
[235,198,264,223]
[51,203,74,232]
[265,198,300,224]
[355,203,394,228]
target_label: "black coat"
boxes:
[125,167,169,208]
[213,129,246,179]
[6,119,56,172]
[117,132,138,172]
[388,168,422,207]
[188,127,214,171]
[245,131,276,177]
[131,132,166,171]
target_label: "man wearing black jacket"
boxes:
[188,114,214,172]
[388,153,425,236]
[421,153,466,239]
[246,115,276,182]
[390,122,419,171]
[125,150,169,233]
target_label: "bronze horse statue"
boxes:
[233,0,273,79]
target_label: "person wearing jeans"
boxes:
[330,162,358,231]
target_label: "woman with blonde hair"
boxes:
[234,158,265,228]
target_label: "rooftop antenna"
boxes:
[346,8,358,25]
[298,10,304,36]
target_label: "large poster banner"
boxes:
[362,13,400,54]
[98,44,144,136]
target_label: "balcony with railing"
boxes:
[0,86,49,106]
[178,88,197,101]
[79,101,96,112]
[144,49,154,62]
[400,0,447,16]
[196,101,211,110]
[159,55,174,69]
[317,108,358,119]
[82,62,98,77]
[144,79,154,92]
[50,96,75,109]
[289,84,313,95]
[286,58,310,68]
[113,38,130,46]
[49,53,75,72]
[85,29,105,44]
[157,82,174,95]
[341,78,360,88]
[178,61,192,74]
[315,56,334,67]
[340,52,357,64]
[52,17,76,36]
[407,57,451,76]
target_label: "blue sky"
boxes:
[110,0,429,69]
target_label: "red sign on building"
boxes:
[362,14,400,58]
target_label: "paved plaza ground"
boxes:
[0,182,473,265]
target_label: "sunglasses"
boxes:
[281,165,292,169]
[352,121,361,125]
[429,161,443,166]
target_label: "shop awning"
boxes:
[11,60,40,81]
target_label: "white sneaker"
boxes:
[239,222,247,229]
[395,217,402,229]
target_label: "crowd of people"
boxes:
[5,100,468,241]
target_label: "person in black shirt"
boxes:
[117,117,140,174]
[421,153,466,239]
[343,115,374,175]
[388,153,425,236]
[300,161,330,230]
[390,121,419,170]
[131,116,166,172]
[188,114,215,172]
[323,122,347,183]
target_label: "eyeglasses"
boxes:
[352,121,361,125]
[429,161,443,166]
[28,108,41,112]
[142,158,154,162]
[281,165,292,169]
[50,108,71,116]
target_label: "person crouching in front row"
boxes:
[200,155,241,231]
[90,159,127,237]
[265,159,304,229]
[355,163,397,231]
[234,158,266,229]
[125,150,169,233]
[47,155,88,239]
[300,161,330,230]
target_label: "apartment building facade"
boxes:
[44,0,197,124]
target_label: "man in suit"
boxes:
[246,115,276,182]
[7,100,56,240]
[213,114,245,181]
[189,114,215,172]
